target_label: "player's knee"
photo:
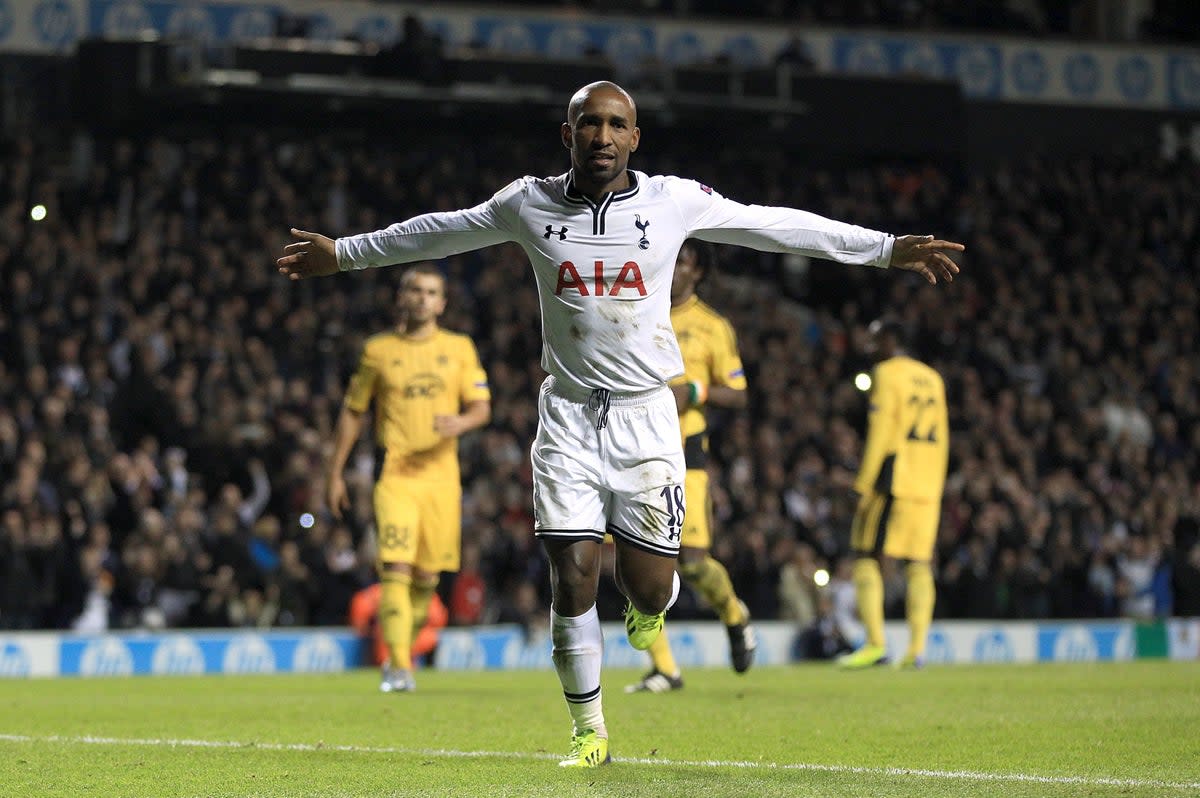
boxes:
[634,587,672,615]
[550,558,598,609]
[552,564,593,598]
[678,559,705,585]
[626,578,673,615]
[379,560,413,581]
[411,569,439,589]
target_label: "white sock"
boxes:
[666,570,681,612]
[550,604,606,738]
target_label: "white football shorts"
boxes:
[532,375,685,557]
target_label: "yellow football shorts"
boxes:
[850,491,939,562]
[373,475,462,573]
[679,467,711,550]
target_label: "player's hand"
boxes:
[670,383,690,414]
[277,228,339,280]
[434,415,468,438]
[669,381,707,414]
[326,474,351,520]
[889,235,964,285]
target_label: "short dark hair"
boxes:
[680,238,716,284]
[398,263,445,291]
[872,318,909,348]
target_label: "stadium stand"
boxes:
[402,0,1200,43]
[1,117,1197,632]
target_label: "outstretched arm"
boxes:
[277,208,513,280]
[277,180,526,280]
[670,178,963,284]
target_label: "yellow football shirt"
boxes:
[344,328,490,481]
[670,295,747,441]
[855,356,949,501]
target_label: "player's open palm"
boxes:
[890,235,964,285]
[278,228,339,280]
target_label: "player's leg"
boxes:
[627,609,684,694]
[408,569,439,637]
[542,536,609,767]
[531,377,612,767]
[884,498,939,669]
[679,548,746,625]
[625,527,683,693]
[408,481,461,643]
[630,598,682,692]
[630,466,702,691]
[606,386,685,652]
[900,559,934,667]
[838,492,890,669]
[677,468,755,673]
[373,476,420,692]
[612,541,681,651]
[679,547,757,674]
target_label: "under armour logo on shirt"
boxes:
[545,225,568,240]
[634,215,650,249]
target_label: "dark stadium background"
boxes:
[1,0,1198,652]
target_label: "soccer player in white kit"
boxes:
[277,81,963,768]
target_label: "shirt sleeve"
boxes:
[664,177,894,268]
[711,317,748,390]
[336,178,527,271]
[343,342,381,413]
[458,337,491,405]
[855,365,899,494]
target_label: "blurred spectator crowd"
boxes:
[0,123,1198,637]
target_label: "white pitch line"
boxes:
[1,733,1197,792]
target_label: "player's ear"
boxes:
[561,122,573,150]
[630,127,640,152]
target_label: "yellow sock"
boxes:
[681,556,745,626]
[647,624,679,676]
[905,562,935,659]
[409,576,438,635]
[852,558,885,648]
[380,572,414,670]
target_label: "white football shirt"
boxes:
[336,170,894,393]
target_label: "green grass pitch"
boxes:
[1,661,1197,797]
